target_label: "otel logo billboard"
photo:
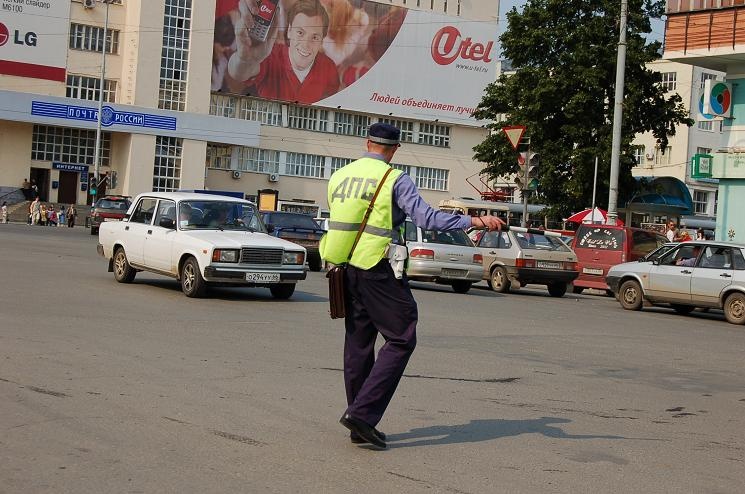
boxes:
[0,23,9,47]
[431,26,493,66]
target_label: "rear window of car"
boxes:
[575,226,624,251]
[96,198,130,210]
[421,229,473,246]
[264,213,320,230]
[514,232,571,251]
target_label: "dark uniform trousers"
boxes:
[343,259,418,427]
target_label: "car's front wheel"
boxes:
[571,285,584,294]
[723,292,745,325]
[270,283,296,299]
[113,247,136,283]
[451,281,472,294]
[181,257,207,298]
[618,280,643,311]
[547,282,567,298]
[90,227,98,236]
[490,266,510,293]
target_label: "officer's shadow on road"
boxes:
[387,417,627,449]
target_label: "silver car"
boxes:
[607,240,745,325]
[403,220,483,294]
[474,228,579,297]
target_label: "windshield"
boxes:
[421,229,474,246]
[264,212,322,230]
[515,232,571,251]
[179,200,264,232]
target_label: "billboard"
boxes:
[212,0,497,126]
[0,0,70,82]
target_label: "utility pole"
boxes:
[591,156,598,223]
[607,0,628,226]
[92,0,111,206]
[522,139,530,228]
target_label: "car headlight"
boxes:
[283,251,305,265]
[212,249,240,263]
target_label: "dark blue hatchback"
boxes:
[261,211,325,271]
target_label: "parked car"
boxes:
[474,228,578,297]
[403,220,483,293]
[571,224,668,294]
[261,211,325,272]
[90,195,132,235]
[607,240,745,325]
[97,192,307,298]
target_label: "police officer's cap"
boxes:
[368,123,401,146]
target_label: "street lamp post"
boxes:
[607,0,628,225]
[92,0,111,205]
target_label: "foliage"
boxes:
[473,0,693,218]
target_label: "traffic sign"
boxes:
[502,125,526,150]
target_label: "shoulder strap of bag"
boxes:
[347,167,394,262]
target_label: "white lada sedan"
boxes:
[97,192,307,299]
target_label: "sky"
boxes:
[497,0,666,43]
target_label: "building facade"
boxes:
[664,0,745,241]
[0,0,500,216]
[631,59,723,218]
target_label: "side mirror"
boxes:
[159,217,175,229]
[652,259,660,266]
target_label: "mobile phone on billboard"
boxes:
[249,0,279,42]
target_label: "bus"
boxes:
[438,198,544,226]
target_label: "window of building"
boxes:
[660,72,677,91]
[206,144,232,169]
[700,71,717,89]
[286,152,325,178]
[693,190,709,215]
[632,145,644,166]
[237,147,280,173]
[654,146,672,166]
[69,23,120,54]
[209,94,238,118]
[158,0,192,111]
[66,74,117,103]
[152,136,182,192]
[31,125,111,167]
[391,163,412,175]
[377,117,414,143]
[698,120,713,131]
[330,157,353,174]
[415,166,449,191]
[334,112,369,137]
[418,123,451,147]
[240,98,282,126]
[696,146,712,155]
[287,105,328,132]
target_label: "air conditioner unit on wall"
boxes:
[83,0,96,9]
[268,173,280,183]
[231,170,241,179]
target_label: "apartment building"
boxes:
[631,60,723,218]
[0,0,500,215]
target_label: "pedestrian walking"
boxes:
[21,178,32,200]
[30,197,41,225]
[1,201,7,223]
[320,123,504,449]
[58,205,66,227]
[39,203,48,226]
[66,204,77,228]
[48,206,58,227]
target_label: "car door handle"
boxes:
[147,229,152,234]
[125,226,129,231]
[720,273,733,278]
[489,251,497,255]
[680,269,692,274]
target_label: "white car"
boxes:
[97,192,307,298]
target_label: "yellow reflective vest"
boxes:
[320,157,403,269]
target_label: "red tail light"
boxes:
[515,258,535,268]
[473,253,483,264]
[564,261,578,271]
[410,248,435,260]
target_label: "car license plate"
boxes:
[103,218,119,222]
[442,269,467,278]
[536,261,561,269]
[245,272,280,283]
[582,267,604,276]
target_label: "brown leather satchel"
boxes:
[326,167,394,319]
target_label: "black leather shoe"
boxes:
[340,413,386,449]
[350,428,386,444]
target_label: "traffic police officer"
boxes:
[320,122,504,449]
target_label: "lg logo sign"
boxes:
[0,22,38,48]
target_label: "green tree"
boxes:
[473,0,693,218]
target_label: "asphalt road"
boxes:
[1,224,744,493]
